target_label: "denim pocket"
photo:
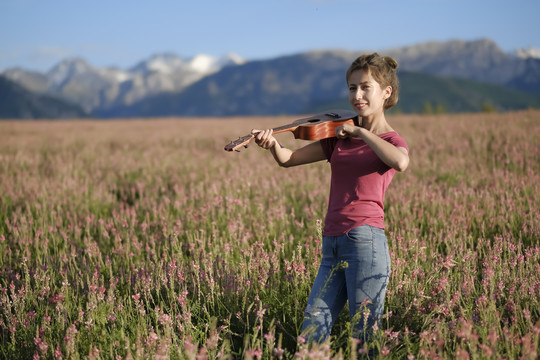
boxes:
[345,225,374,244]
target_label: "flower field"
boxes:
[0,110,539,359]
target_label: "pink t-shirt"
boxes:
[320,132,408,236]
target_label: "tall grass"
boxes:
[0,111,538,359]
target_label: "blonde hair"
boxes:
[346,53,399,110]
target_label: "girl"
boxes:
[252,53,409,345]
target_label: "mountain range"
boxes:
[1,38,539,119]
[0,76,87,119]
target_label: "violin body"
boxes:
[224,109,357,152]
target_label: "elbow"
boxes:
[279,161,293,168]
[395,157,409,172]
[277,155,296,168]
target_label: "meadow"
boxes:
[0,110,539,359]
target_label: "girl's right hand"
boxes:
[251,129,277,150]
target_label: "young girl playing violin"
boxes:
[252,53,409,347]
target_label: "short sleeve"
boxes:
[319,137,339,161]
[386,132,409,152]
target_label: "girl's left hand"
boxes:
[335,123,360,139]
[251,129,277,149]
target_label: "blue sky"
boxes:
[1,0,539,72]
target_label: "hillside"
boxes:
[103,57,540,117]
[0,76,88,119]
[313,71,540,114]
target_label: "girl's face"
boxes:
[348,69,392,117]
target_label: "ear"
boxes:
[384,86,392,99]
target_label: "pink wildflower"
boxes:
[159,313,172,325]
[54,346,63,359]
[455,346,470,360]
[245,349,262,359]
[264,332,274,344]
[183,336,197,357]
[34,337,49,354]
[479,344,493,357]
[49,293,64,304]
[273,348,285,357]
[487,328,499,344]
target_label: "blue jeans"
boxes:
[301,225,391,343]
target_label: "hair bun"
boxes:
[383,56,398,71]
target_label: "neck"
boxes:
[360,113,391,135]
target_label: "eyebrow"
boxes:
[349,81,372,86]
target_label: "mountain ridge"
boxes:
[2,53,245,114]
[2,39,540,118]
[0,75,88,119]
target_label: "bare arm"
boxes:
[251,129,327,167]
[336,123,409,172]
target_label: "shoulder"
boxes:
[319,137,339,161]
[381,131,408,151]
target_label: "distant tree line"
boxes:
[412,101,499,115]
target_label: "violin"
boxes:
[224,109,358,152]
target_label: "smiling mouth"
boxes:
[356,103,367,109]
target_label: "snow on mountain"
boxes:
[3,51,246,113]
[186,53,245,73]
[98,67,131,83]
[130,53,187,75]
[189,54,219,73]
[514,47,540,59]
[130,52,245,76]
[220,52,246,66]
[47,58,95,88]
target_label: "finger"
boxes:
[253,129,269,147]
[261,129,273,142]
[253,129,271,139]
[262,134,275,148]
[336,128,348,139]
[261,132,273,146]
[257,130,269,142]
